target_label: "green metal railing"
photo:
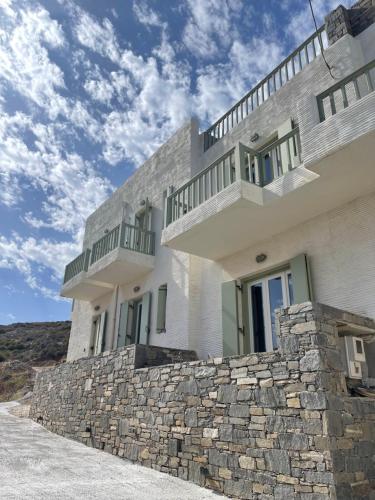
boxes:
[63,222,155,284]
[90,224,121,265]
[317,60,375,121]
[166,128,301,225]
[203,26,327,151]
[120,222,155,256]
[63,248,91,284]
[167,149,236,224]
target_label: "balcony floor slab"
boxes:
[61,272,114,301]
[86,247,155,286]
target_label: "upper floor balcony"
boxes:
[162,58,375,260]
[61,222,155,301]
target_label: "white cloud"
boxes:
[0,233,78,300]
[0,171,21,206]
[0,5,67,119]
[133,1,166,29]
[84,77,114,104]
[0,0,16,18]
[74,10,121,64]
[102,43,192,165]
[182,0,243,58]
[0,110,113,236]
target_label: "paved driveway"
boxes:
[0,402,225,500]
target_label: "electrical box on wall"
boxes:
[344,336,366,380]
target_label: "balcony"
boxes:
[162,61,375,261]
[61,222,155,301]
[162,128,317,260]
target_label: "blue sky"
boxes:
[0,0,350,324]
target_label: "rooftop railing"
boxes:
[166,128,301,225]
[317,59,375,121]
[203,26,327,151]
[63,222,155,285]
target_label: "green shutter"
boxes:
[139,291,152,345]
[222,281,239,357]
[277,118,294,173]
[117,301,129,348]
[290,253,313,304]
[156,285,167,333]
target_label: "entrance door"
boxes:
[126,299,143,345]
[248,271,293,352]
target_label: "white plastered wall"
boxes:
[67,119,199,361]
[66,25,375,362]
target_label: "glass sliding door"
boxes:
[248,271,293,352]
[250,283,266,352]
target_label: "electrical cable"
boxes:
[308,0,336,79]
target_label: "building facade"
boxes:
[31,3,375,498]
[61,3,375,366]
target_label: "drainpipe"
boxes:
[112,285,120,349]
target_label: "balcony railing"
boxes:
[317,59,375,121]
[120,222,155,256]
[166,128,301,225]
[203,26,327,151]
[91,224,120,265]
[63,222,155,284]
[167,149,236,224]
[63,249,91,284]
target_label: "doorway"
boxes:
[91,312,106,355]
[126,298,143,345]
[248,270,293,352]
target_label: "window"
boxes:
[156,284,167,333]
[117,292,152,347]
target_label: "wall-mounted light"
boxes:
[256,253,267,263]
[250,133,260,143]
[133,285,140,293]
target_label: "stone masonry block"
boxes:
[264,449,291,475]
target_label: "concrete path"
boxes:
[0,402,225,500]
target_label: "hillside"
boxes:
[0,321,70,402]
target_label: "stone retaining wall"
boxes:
[30,303,375,499]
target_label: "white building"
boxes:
[62,4,375,364]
